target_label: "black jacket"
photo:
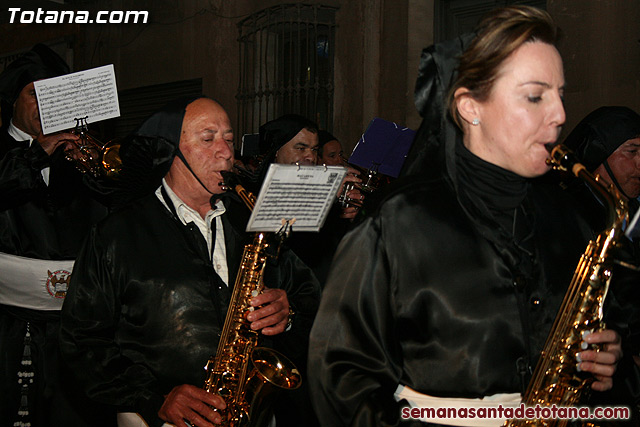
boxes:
[0,127,108,260]
[59,191,321,426]
[308,161,603,426]
[0,127,111,426]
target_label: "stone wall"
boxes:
[1,0,639,151]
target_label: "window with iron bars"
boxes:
[236,4,337,143]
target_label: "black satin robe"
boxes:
[0,129,109,426]
[0,130,108,259]
[308,171,597,426]
[59,192,321,427]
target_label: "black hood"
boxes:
[258,114,318,161]
[89,96,204,207]
[400,33,475,177]
[563,106,640,172]
[0,43,70,105]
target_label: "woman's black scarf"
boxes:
[449,137,536,277]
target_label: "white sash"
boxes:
[117,412,175,427]
[0,251,75,310]
[394,384,521,426]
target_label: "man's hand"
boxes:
[34,131,78,156]
[577,329,623,391]
[247,287,289,335]
[158,384,226,426]
[340,187,362,219]
[338,166,364,219]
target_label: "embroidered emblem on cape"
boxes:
[46,269,71,298]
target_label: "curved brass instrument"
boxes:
[337,155,390,208]
[504,144,628,427]
[201,173,301,426]
[64,116,122,178]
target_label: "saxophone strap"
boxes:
[158,184,229,327]
[603,160,633,201]
[175,148,216,195]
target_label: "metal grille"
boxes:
[236,4,337,137]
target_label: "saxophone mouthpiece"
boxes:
[220,170,240,191]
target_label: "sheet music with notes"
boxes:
[34,64,120,134]
[247,164,347,232]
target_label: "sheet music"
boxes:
[34,64,120,134]
[247,164,347,232]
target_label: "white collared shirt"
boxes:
[156,179,229,285]
[8,120,50,185]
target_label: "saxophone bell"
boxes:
[202,176,302,426]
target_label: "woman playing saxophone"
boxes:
[309,6,624,427]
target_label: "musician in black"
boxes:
[563,106,640,423]
[309,6,623,426]
[0,44,110,426]
[563,106,640,226]
[59,97,320,427]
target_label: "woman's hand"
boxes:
[577,329,622,391]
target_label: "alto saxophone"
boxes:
[201,174,301,426]
[505,144,628,427]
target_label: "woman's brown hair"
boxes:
[448,6,558,129]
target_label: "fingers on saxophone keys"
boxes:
[576,353,617,376]
[190,402,224,426]
[581,330,592,349]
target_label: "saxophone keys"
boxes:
[580,330,593,350]
[576,352,584,371]
[218,387,232,397]
[221,371,235,383]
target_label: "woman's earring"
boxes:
[472,118,480,126]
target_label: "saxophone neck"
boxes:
[547,143,628,234]
[220,171,256,211]
[234,184,256,210]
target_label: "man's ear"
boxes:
[454,87,480,126]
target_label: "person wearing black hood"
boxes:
[309,6,624,426]
[317,130,344,166]
[59,97,320,427]
[258,113,320,168]
[0,44,110,426]
[563,106,640,422]
[563,106,640,226]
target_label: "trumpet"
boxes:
[64,116,122,178]
[337,155,390,208]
